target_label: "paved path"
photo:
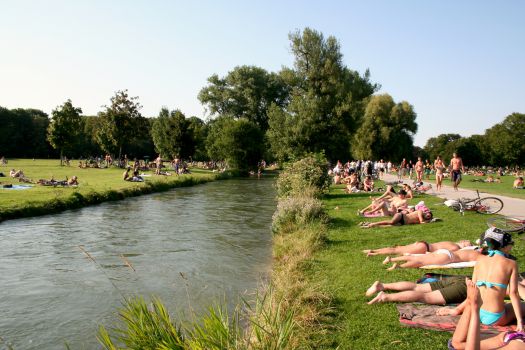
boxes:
[381,173,525,218]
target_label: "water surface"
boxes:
[0,177,275,349]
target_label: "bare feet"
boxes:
[366,281,384,296]
[362,249,371,254]
[387,263,399,271]
[368,291,387,305]
[382,256,391,265]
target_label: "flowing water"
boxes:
[0,177,276,349]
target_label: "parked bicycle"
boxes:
[448,190,504,215]
[487,216,525,233]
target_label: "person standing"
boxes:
[434,155,445,191]
[449,152,465,191]
[415,157,424,182]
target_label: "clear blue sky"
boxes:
[1,0,524,146]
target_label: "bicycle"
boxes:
[451,190,504,215]
[487,216,525,233]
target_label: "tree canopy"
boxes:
[47,99,83,164]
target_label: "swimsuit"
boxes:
[476,250,509,325]
[418,241,430,253]
[434,249,453,260]
[396,213,405,225]
[452,170,461,182]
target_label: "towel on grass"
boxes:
[397,304,513,336]
[420,261,477,269]
[1,184,33,190]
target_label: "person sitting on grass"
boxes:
[514,176,524,189]
[362,240,473,256]
[358,190,409,217]
[447,229,524,346]
[123,167,131,181]
[366,275,468,306]
[359,207,434,229]
[381,245,481,270]
[363,175,374,192]
[9,169,24,178]
[449,278,525,350]
[67,176,79,186]
[344,172,360,193]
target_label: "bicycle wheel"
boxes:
[475,197,504,214]
[487,216,525,233]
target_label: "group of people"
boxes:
[365,228,525,349]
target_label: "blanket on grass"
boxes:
[420,261,477,269]
[396,304,514,336]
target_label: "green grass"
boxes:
[0,159,222,221]
[407,173,525,199]
[303,183,525,349]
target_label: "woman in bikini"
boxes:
[450,278,525,350]
[434,155,445,191]
[382,245,481,270]
[363,240,473,256]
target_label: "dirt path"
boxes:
[381,173,524,218]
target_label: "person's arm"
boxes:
[460,159,465,173]
[509,263,523,331]
[417,210,426,224]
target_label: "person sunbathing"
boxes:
[366,275,468,306]
[381,245,481,270]
[363,176,374,192]
[363,240,473,256]
[9,169,24,178]
[449,229,523,349]
[514,177,524,189]
[359,190,408,216]
[67,176,79,186]
[360,207,431,228]
[450,278,525,350]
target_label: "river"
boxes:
[0,177,276,349]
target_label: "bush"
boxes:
[271,193,327,234]
[276,154,330,198]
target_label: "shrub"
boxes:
[276,154,330,198]
[271,193,327,234]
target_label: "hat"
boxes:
[483,227,514,247]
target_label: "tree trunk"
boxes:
[60,149,63,166]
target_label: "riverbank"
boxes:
[301,184,525,349]
[0,159,229,223]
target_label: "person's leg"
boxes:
[451,303,473,349]
[365,242,427,256]
[368,289,445,305]
[367,213,402,228]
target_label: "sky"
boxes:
[1,0,524,146]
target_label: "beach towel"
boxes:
[420,261,477,269]
[397,304,514,336]
[362,211,385,218]
[1,184,33,190]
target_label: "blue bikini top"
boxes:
[476,250,509,289]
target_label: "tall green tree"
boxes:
[47,99,83,165]
[423,133,462,162]
[352,94,417,161]
[267,28,379,162]
[187,116,208,161]
[198,65,289,131]
[96,90,143,160]
[151,108,195,159]
[206,116,263,172]
[484,113,525,166]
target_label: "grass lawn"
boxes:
[407,174,525,199]
[0,159,218,214]
[306,183,525,349]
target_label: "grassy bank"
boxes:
[301,183,525,349]
[0,159,226,222]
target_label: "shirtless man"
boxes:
[360,208,432,228]
[450,152,465,191]
[361,190,408,216]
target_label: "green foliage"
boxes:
[47,99,83,164]
[96,90,144,159]
[423,133,462,162]
[275,154,331,198]
[352,94,418,162]
[151,108,196,159]
[206,117,264,172]
[267,28,379,162]
[271,194,327,233]
[198,65,289,131]
[484,113,525,166]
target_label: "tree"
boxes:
[47,99,83,165]
[151,108,195,159]
[96,90,143,160]
[206,116,264,172]
[198,65,289,131]
[484,113,525,166]
[267,28,379,162]
[423,133,462,162]
[187,116,208,161]
[351,94,417,162]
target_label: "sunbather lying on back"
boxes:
[382,247,482,271]
[363,240,473,256]
[359,190,409,216]
[360,208,431,228]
